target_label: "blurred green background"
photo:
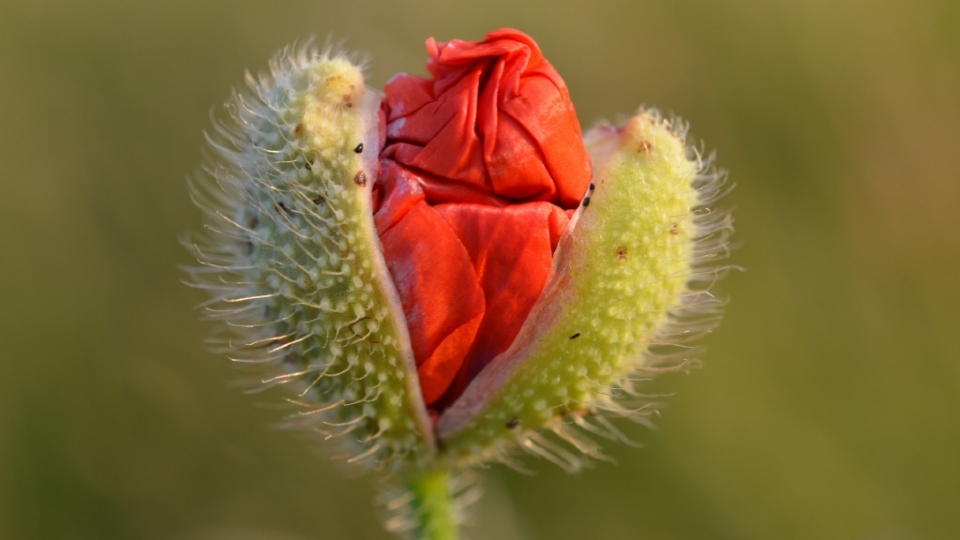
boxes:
[2,0,959,538]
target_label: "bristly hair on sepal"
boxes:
[182,41,435,474]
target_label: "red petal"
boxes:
[374,160,425,233]
[432,202,569,405]
[379,200,485,405]
[376,29,592,410]
[383,28,591,205]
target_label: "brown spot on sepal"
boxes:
[616,245,627,260]
[354,170,367,187]
[506,418,520,430]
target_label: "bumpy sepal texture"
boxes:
[435,111,731,469]
[186,46,434,471]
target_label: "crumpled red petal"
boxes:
[375,28,592,408]
[382,28,591,206]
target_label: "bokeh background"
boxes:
[2,0,959,538]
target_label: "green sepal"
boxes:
[436,111,705,466]
[189,50,433,471]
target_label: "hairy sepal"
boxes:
[187,47,433,471]
[436,110,725,467]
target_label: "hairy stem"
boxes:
[407,469,459,540]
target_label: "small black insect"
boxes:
[582,197,591,207]
[506,418,520,429]
[569,333,581,340]
[353,143,364,154]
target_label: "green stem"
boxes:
[407,468,459,540]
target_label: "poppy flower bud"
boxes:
[188,29,730,533]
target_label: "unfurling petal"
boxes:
[376,29,593,406]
